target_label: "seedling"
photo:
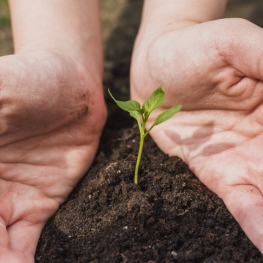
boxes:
[108,85,182,184]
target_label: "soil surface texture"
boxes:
[35,118,263,262]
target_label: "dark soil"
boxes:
[35,117,263,263]
[34,0,263,262]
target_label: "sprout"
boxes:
[109,85,182,184]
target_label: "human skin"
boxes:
[0,1,106,262]
[131,0,263,254]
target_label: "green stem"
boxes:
[134,133,145,184]
[134,117,147,184]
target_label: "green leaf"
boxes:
[142,85,165,115]
[151,104,182,128]
[108,89,141,112]
[130,111,142,131]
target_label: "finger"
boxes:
[0,249,22,263]
[223,185,263,253]
[7,220,44,261]
[0,217,9,247]
[0,218,25,263]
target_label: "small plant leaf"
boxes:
[142,85,165,115]
[130,110,142,130]
[108,89,141,112]
[150,104,182,129]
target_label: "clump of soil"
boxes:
[35,112,263,262]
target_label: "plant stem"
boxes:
[134,133,145,184]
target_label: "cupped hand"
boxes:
[0,50,106,262]
[131,18,263,253]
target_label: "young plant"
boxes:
[108,85,182,184]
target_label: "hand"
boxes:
[131,18,263,253]
[0,50,106,262]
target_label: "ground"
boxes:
[1,1,263,262]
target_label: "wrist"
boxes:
[9,0,102,73]
[14,38,103,77]
[137,0,228,41]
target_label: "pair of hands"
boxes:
[1,18,263,261]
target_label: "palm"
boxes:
[131,18,263,253]
[0,51,106,262]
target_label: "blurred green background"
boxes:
[0,0,12,55]
[0,0,10,25]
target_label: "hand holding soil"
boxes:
[0,51,106,262]
[0,1,106,261]
[131,17,263,254]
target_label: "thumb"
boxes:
[223,185,263,254]
[0,250,24,263]
[206,18,263,111]
[7,221,44,263]
[215,18,263,80]
[0,218,43,263]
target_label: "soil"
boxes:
[35,119,263,263]
[1,0,263,262]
